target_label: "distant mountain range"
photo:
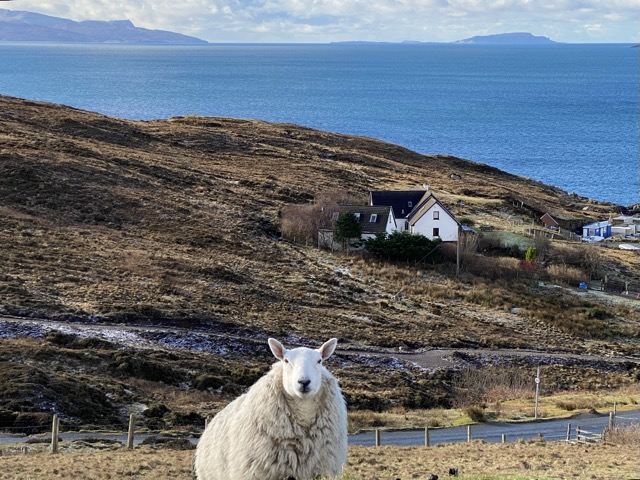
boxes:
[333,32,560,46]
[0,10,560,46]
[0,9,207,44]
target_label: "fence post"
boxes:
[608,412,615,430]
[374,429,380,447]
[467,425,471,443]
[127,414,135,450]
[566,423,571,442]
[51,414,59,454]
[576,426,581,442]
[501,433,506,444]
[424,427,430,447]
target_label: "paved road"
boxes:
[1,409,638,448]
[349,409,640,447]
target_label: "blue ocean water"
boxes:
[0,43,637,206]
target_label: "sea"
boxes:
[0,42,637,206]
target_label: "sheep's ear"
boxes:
[318,338,338,360]
[268,338,287,361]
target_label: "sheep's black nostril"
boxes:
[298,379,311,390]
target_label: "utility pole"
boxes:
[534,366,541,419]
[456,225,461,277]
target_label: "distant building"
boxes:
[540,213,559,230]
[318,205,396,250]
[581,220,611,239]
[368,190,427,231]
[319,190,461,250]
[611,215,640,236]
[369,190,460,242]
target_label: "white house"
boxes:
[369,190,427,232]
[318,205,396,250]
[370,190,460,242]
[406,194,460,241]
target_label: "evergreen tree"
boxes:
[333,212,362,252]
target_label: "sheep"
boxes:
[193,337,348,480]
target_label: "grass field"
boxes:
[0,440,638,480]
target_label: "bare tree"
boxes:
[582,244,603,279]
[280,189,367,246]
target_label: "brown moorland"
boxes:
[0,95,638,428]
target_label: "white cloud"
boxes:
[3,0,639,42]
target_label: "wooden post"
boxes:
[467,425,471,443]
[456,225,461,277]
[608,412,615,430]
[534,366,540,420]
[127,414,135,450]
[424,427,430,447]
[501,433,506,444]
[576,426,581,442]
[566,423,571,442]
[374,429,381,447]
[51,414,59,454]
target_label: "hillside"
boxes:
[0,95,638,427]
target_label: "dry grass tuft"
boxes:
[605,424,640,446]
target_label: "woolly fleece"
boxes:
[193,360,348,480]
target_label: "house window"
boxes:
[370,214,378,222]
[433,228,440,237]
[353,213,361,221]
[331,212,339,221]
[433,211,440,220]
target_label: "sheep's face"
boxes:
[268,338,337,399]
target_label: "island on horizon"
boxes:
[453,32,558,45]
[332,32,560,46]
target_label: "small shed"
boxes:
[540,213,559,230]
[582,220,612,239]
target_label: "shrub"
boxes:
[525,246,537,262]
[547,263,585,286]
[164,411,205,427]
[555,401,577,411]
[464,405,486,422]
[364,231,442,263]
[606,424,640,445]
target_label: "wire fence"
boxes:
[0,414,202,456]
[2,408,638,458]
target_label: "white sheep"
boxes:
[193,337,348,480]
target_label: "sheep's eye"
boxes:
[317,359,322,364]
[284,359,289,364]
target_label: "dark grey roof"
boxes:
[332,205,392,235]
[369,190,428,219]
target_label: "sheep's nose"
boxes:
[298,379,311,390]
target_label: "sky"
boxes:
[2,0,640,43]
